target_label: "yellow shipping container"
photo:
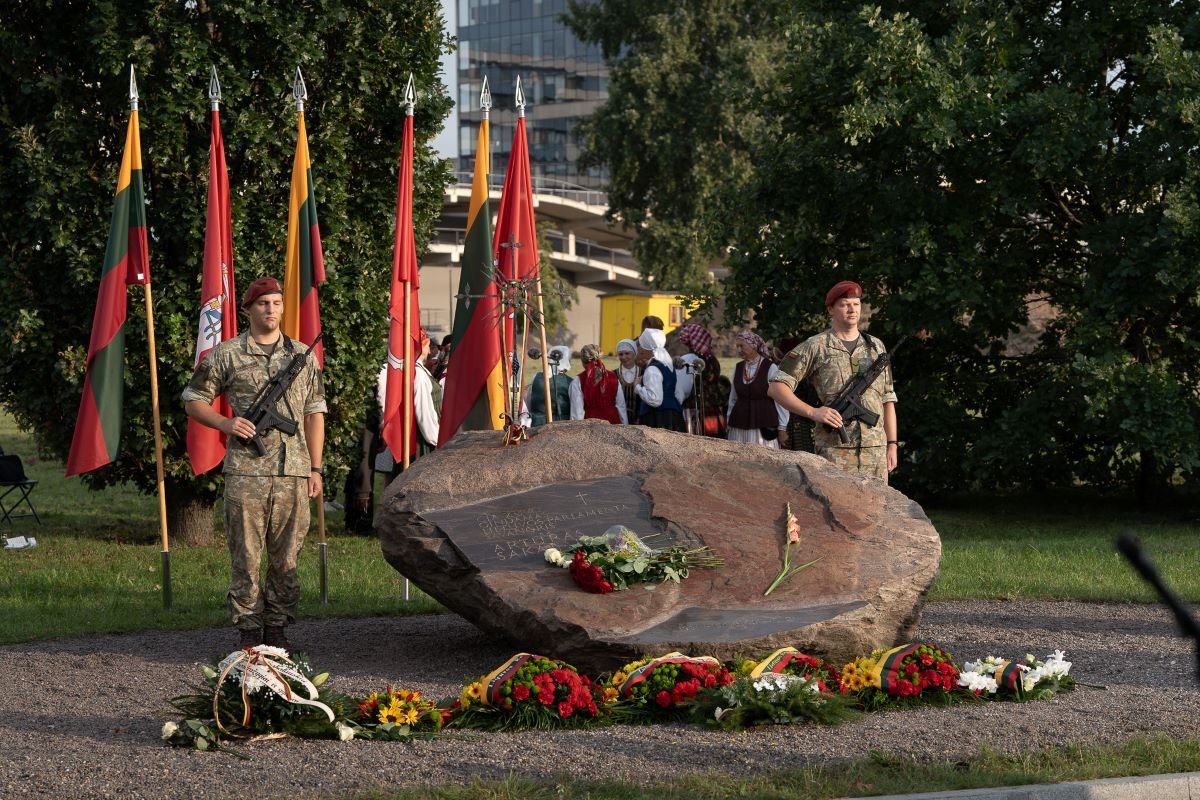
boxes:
[599,291,697,354]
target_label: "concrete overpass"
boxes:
[419,173,653,348]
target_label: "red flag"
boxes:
[186,104,237,475]
[381,104,422,463]
[491,107,540,350]
[283,108,326,363]
[65,108,150,476]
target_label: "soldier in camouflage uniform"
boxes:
[768,281,899,483]
[183,277,327,650]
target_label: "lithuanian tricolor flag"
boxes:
[439,111,506,444]
[65,106,150,476]
[283,106,326,366]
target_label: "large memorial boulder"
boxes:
[377,420,940,673]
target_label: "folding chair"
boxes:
[0,454,40,524]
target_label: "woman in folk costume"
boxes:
[633,328,686,431]
[570,344,627,424]
[676,322,730,437]
[374,329,441,480]
[726,331,789,448]
[614,338,640,422]
[522,345,573,427]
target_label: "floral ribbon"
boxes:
[480,652,541,706]
[618,652,721,699]
[868,643,922,693]
[748,646,805,679]
[214,647,334,736]
[992,659,1025,691]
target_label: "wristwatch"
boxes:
[310,466,324,475]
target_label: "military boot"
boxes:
[238,627,262,649]
[263,625,290,650]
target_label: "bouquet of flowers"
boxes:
[351,686,445,740]
[699,671,860,730]
[446,653,608,731]
[763,503,821,596]
[607,652,735,722]
[738,646,847,695]
[544,525,723,594]
[842,643,961,709]
[164,646,356,752]
[958,650,1075,701]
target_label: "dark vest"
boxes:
[729,359,777,430]
[528,372,572,426]
[638,361,682,418]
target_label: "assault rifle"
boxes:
[238,333,323,457]
[824,334,907,444]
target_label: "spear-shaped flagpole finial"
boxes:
[129,65,139,111]
[293,67,307,114]
[480,75,492,116]
[404,73,415,117]
[209,66,222,110]
[514,74,525,118]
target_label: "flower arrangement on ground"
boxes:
[164,646,355,752]
[738,646,847,694]
[958,650,1075,701]
[545,525,724,594]
[446,653,608,731]
[842,643,962,709]
[607,652,735,722]
[699,671,860,730]
[351,686,445,740]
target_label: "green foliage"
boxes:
[569,0,1200,500]
[0,0,455,520]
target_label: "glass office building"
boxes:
[456,0,609,190]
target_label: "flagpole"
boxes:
[128,68,172,609]
[515,77,553,422]
[294,68,329,605]
[402,76,415,471]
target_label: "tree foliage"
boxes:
[0,0,455,540]
[569,0,1200,500]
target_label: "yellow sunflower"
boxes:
[379,698,406,725]
[401,707,420,725]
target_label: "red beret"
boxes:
[241,276,283,308]
[825,280,863,307]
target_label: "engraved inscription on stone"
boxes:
[614,601,869,644]
[421,476,664,570]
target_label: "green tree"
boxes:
[570,0,1200,502]
[0,0,455,543]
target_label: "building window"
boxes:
[669,304,684,326]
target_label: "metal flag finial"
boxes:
[129,66,139,111]
[480,75,492,116]
[293,67,307,113]
[515,74,525,117]
[209,66,222,110]
[404,73,415,116]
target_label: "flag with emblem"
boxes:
[187,79,238,475]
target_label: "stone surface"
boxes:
[377,419,941,673]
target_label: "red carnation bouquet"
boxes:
[446,653,610,731]
[608,653,735,722]
[852,643,961,709]
[547,526,723,594]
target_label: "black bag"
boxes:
[760,426,779,442]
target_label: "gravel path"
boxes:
[0,601,1195,799]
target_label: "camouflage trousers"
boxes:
[224,474,310,630]
[815,444,889,484]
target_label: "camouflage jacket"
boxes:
[182,332,327,476]
[771,329,897,449]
